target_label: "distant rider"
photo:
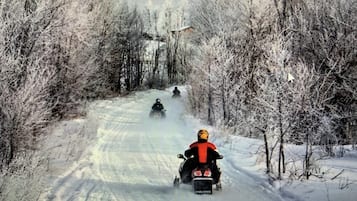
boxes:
[182,129,222,184]
[172,86,181,97]
[152,98,164,111]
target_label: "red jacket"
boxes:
[184,141,220,164]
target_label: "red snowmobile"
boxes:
[173,153,223,194]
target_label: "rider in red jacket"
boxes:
[183,129,222,184]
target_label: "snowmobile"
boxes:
[173,153,223,194]
[149,109,166,119]
[172,93,181,98]
[172,87,181,98]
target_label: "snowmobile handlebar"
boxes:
[152,109,166,112]
[177,153,186,160]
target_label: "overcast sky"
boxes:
[124,0,190,32]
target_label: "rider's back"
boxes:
[185,141,220,164]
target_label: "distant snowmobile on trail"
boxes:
[149,98,166,119]
[172,86,181,98]
[172,93,181,98]
[173,129,223,194]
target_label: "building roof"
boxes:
[171,26,194,33]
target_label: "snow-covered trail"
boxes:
[45,87,285,201]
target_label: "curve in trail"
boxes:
[46,88,285,201]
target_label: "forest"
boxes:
[0,0,356,184]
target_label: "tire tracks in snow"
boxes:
[45,89,289,201]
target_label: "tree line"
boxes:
[0,0,188,169]
[187,0,356,180]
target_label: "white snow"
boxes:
[35,86,357,201]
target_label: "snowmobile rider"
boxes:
[172,86,181,96]
[152,98,164,111]
[184,129,222,184]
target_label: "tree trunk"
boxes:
[305,132,311,180]
[208,62,213,125]
[222,78,227,121]
[278,94,285,179]
[258,126,270,174]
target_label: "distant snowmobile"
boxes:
[173,153,223,194]
[172,87,181,98]
[149,98,166,119]
[149,109,166,119]
[172,93,181,98]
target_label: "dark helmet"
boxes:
[197,129,209,141]
[156,98,161,103]
[174,86,178,90]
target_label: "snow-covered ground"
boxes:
[36,86,357,201]
[278,146,357,201]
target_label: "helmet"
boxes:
[156,98,161,103]
[197,129,209,141]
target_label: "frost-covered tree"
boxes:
[0,0,145,167]
[188,37,234,125]
[0,0,149,199]
[187,0,356,180]
[189,0,246,43]
[163,2,192,85]
[0,0,69,166]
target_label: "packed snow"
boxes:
[35,86,357,201]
